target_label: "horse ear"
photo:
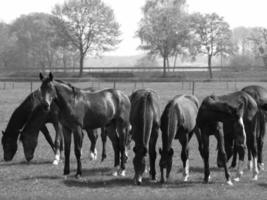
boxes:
[169,148,174,156]
[48,72,54,81]
[39,73,44,81]
[159,148,162,155]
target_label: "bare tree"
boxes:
[190,12,233,79]
[52,0,121,76]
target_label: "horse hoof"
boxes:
[112,171,118,176]
[252,175,258,181]
[183,175,189,182]
[52,159,60,165]
[233,177,240,182]
[75,174,81,179]
[120,170,126,177]
[258,163,264,171]
[226,180,233,186]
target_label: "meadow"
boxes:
[1,80,267,200]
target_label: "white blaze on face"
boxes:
[45,92,53,107]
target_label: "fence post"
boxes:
[113,80,116,88]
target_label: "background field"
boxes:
[1,81,267,200]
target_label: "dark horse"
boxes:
[39,72,131,178]
[19,87,107,165]
[197,91,260,185]
[225,85,267,171]
[130,89,160,185]
[1,89,57,162]
[159,94,200,183]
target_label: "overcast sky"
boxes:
[0,0,267,56]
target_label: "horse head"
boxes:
[19,129,39,162]
[1,130,18,161]
[159,147,174,183]
[39,72,57,111]
[133,146,147,185]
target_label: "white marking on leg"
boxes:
[234,160,244,181]
[258,163,264,171]
[183,159,189,182]
[53,153,60,165]
[248,160,253,171]
[112,166,120,176]
[226,179,233,186]
[120,169,126,177]
[252,157,259,181]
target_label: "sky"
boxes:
[0,0,267,56]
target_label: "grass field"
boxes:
[1,81,267,200]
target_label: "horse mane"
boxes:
[55,79,81,98]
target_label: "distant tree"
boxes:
[247,27,267,67]
[137,0,188,76]
[135,55,159,68]
[0,23,17,68]
[52,0,121,76]
[10,13,61,70]
[190,12,233,79]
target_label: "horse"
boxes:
[159,94,200,183]
[197,91,260,185]
[223,85,267,171]
[130,89,160,185]
[1,89,56,162]
[19,86,107,165]
[39,72,131,178]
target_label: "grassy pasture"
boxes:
[1,81,267,200]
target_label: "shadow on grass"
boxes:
[63,175,202,189]
[189,166,222,173]
[257,183,267,188]
[0,160,52,166]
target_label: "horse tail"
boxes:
[141,92,154,152]
[166,101,178,153]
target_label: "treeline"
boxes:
[0,0,267,78]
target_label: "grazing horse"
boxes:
[159,94,200,183]
[39,72,131,178]
[224,85,267,170]
[130,89,160,185]
[197,91,259,185]
[19,87,106,165]
[1,89,56,161]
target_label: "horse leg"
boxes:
[85,128,98,161]
[202,132,211,183]
[194,128,203,158]
[40,125,55,153]
[117,124,128,177]
[230,142,237,168]
[148,125,159,181]
[101,127,107,162]
[52,122,63,165]
[63,127,72,176]
[179,133,190,182]
[248,120,259,181]
[215,128,232,185]
[258,114,266,170]
[73,126,83,178]
[106,124,120,176]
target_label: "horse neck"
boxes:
[54,83,77,112]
